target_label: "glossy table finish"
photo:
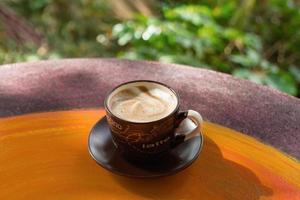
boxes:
[0,109,299,199]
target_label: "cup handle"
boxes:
[171,110,203,147]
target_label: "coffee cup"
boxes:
[104,80,203,162]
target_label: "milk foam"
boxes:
[108,82,177,122]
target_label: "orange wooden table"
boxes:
[1,109,299,199]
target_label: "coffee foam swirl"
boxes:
[108,84,177,122]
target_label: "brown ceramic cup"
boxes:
[104,80,203,162]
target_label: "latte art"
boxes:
[108,84,177,122]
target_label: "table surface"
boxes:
[0,109,299,199]
[0,59,300,199]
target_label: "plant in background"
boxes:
[112,2,300,96]
[1,0,299,97]
[0,0,117,63]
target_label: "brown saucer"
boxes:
[88,117,203,178]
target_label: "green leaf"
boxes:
[289,65,300,82]
[212,2,236,20]
[223,28,242,40]
[229,55,252,67]
[264,72,297,96]
[243,34,262,51]
[141,25,162,41]
[229,49,261,68]
[117,33,133,46]
[247,49,261,65]
[260,60,279,72]
[233,69,263,84]
[112,24,126,37]
[164,5,213,26]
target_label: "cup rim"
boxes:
[104,80,180,124]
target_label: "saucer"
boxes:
[88,117,203,178]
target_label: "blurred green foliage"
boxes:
[112,1,300,96]
[0,0,299,96]
[0,0,117,63]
